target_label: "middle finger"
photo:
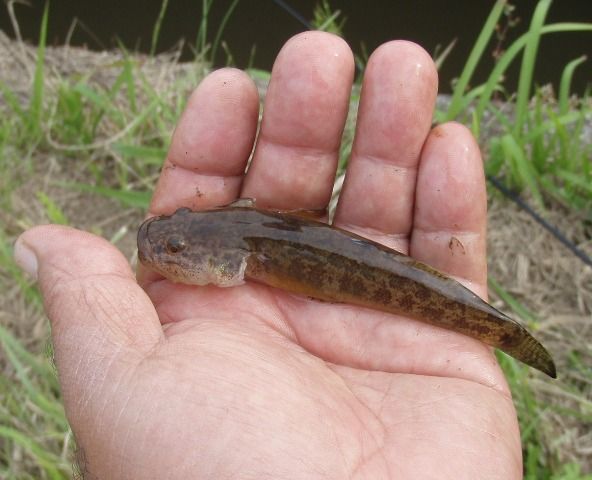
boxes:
[334,41,438,253]
[241,31,354,211]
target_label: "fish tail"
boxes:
[500,328,557,378]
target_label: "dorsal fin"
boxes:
[225,198,257,208]
[281,207,327,220]
[222,198,326,220]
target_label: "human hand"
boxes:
[15,32,521,479]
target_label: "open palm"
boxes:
[17,33,521,479]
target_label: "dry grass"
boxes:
[488,200,592,471]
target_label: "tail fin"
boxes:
[501,328,556,378]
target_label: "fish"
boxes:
[137,200,556,378]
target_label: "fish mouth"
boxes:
[137,216,158,266]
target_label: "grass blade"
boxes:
[488,276,538,324]
[556,169,592,195]
[112,143,168,165]
[0,81,25,119]
[61,182,151,208]
[445,0,506,120]
[433,38,457,71]
[196,0,214,56]
[558,55,587,115]
[0,326,67,427]
[0,426,67,479]
[475,22,592,126]
[0,228,42,307]
[122,55,138,114]
[28,1,49,137]
[150,0,170,56]
[37,192,69,225]
[522,110,581,143]
[0,324,57,389]
[513,0,551,136]
[211,0,241,64]
[500,133,543,206]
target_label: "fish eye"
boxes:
[165,237,186,254]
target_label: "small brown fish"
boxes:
[137,201,556,378]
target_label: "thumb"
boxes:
[13,225,163,414]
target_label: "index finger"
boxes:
[333,41,437,254]
[148,68,260,216]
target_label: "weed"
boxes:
[441,0,592,213]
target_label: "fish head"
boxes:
[137,207,249,287]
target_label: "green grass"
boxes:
[440,0,592,215]
[0,2,198,476]
[0,0,591,477]
[0,322,71,480]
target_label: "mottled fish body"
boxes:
[137,205,556,378]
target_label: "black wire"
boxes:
[272,0,592,268]
[487,175,592,267]
[271,0,313,29]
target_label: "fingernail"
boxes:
[13,236,39,281]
